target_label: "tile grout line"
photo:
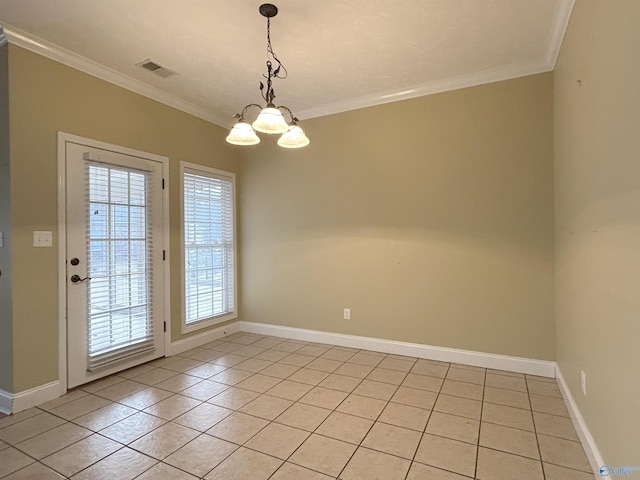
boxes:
[334,352,410,480]
[409,360,482,479]
[214,343,373,479]
[0,424,75,479]
[0,333,588,480]
[264,361,375,478]
[308,352,387,478]
[525,375,548,480]
[401,361,446,480]
[231,334,586,478]
[473,368,486,480]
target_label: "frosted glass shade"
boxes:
[277,126,310,149]
[226,122,260,145]
[252,107,289,134]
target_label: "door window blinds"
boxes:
[183,169,235,325]
[86,162,155,370]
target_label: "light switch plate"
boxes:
[33,231,53,247]
[0,231,3,247]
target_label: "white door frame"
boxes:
[57,132,171,394]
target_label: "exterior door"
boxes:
[65,140,166,388]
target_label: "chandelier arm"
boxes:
[238,103,263,121]
[276,105,299,124]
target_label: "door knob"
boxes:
[70,274,91,283]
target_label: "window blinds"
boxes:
[86,163,155,370]
[183,170,235,324]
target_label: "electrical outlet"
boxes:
[581,370,587,396]
[343,308,351,320]
[33,231,53,247]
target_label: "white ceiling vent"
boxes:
[136,59,177,78]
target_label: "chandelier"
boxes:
[226,3,310,149]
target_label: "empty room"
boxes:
[0,1,638,479]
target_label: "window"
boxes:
[181,162,236,332]
[86,163,156,369]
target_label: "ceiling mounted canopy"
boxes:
[226,3,310,149]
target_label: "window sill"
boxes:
[182,311,238,335]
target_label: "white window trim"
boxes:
[180,161,237,334]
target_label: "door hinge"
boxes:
[163,321,166,333]
[162,250,166,261]
[162,178,165,189]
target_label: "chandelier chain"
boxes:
[266,17,287,80]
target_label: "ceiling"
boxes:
[0,0,574,128]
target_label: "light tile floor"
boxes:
[0,332,596,479]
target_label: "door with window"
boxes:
[65,140,166,388]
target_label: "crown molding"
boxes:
[298,0,575,120]
[546,0,575,68]
[298,60,552,120]
[1,22,230,128]
[1,0,574,125]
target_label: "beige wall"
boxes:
[6,45,241,392]
[240,73,555,360]
[5,2,636,461]
[0,42,13,392]
[554,0,640,466]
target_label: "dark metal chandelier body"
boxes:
[226,3,310,148]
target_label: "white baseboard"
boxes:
[0,322,242,415]
[237,321,557,378]
[1,322,555,415]
[0,381,62,415]
[168,321,242,356]
[556,366,604,478]
[13,381,62,413]
[0,389,11,414]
